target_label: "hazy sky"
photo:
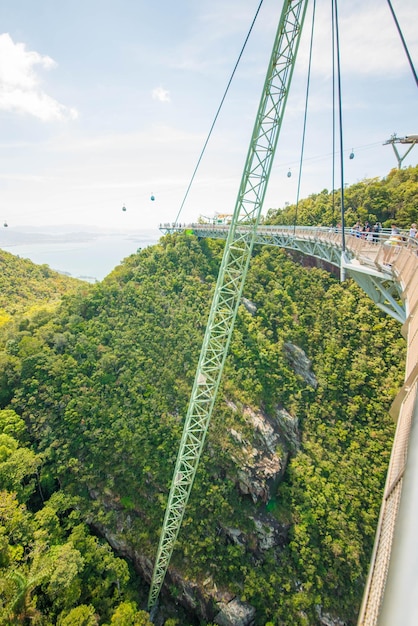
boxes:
[0,0,417,230]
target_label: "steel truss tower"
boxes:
[148,0,309,609]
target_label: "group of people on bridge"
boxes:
[350,221,418,243]
[350,220,383,242]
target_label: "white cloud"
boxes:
[152,85,171,102]
[0,33,78,121]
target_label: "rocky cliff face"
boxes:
[88,340,317,625]
[284,341,317,389]
[226,402,298,504]
[89,515,257,626]
[88,399,300,624]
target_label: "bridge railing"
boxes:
[160,222,418,271]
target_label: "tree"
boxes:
[4,551,53,624]
[0,409,26,440]
[44,542,84,610]
[58,604,99,626]
[0,353,20,406]
[0,433,41,502]
[108,601,153,625]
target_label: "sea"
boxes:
[0,226,162,282]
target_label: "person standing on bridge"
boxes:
[372,222,382,243]
[351,221,362,237]
[383,224,403,265]
[409,223,417,238]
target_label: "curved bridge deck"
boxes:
[161,223,418,625]
[161,223,418,323]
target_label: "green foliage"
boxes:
[0,352,21,406]
[108,601,153,625]
[0,248,83,318]
[265,164,418,228]
[0,408,26,440]
[0,487,145,625]
[0,213,408,625]
[0,436,41,501]
[58,604,99,625]
[0,408,42,503]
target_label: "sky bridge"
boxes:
[161,223,416,323]
[159,222,418,626]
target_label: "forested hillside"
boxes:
[0,248,83,322]
[0,226,406,625]
[265,164,418,228]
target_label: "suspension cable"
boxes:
[293,0,316,233]
[333,0,346,251]
[174,0,265,225]
[386,0,418,88]
[331,1,336,227]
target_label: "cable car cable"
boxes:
[173,0,265,226]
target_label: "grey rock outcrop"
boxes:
[284,341,317,388]
[276,406,300,453]
[241,297,257,316]
[221,509,287,555]
[214,597,256,626]
[227,403,295,503]
[316,606,347,626]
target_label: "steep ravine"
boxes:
[88,341,317,625]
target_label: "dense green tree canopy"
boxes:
[0,249,83,321]
[0,174,409,624]
[265,164,418,229]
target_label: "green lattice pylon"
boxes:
[148,0,309,609]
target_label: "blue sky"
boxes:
[0,0,417,230]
